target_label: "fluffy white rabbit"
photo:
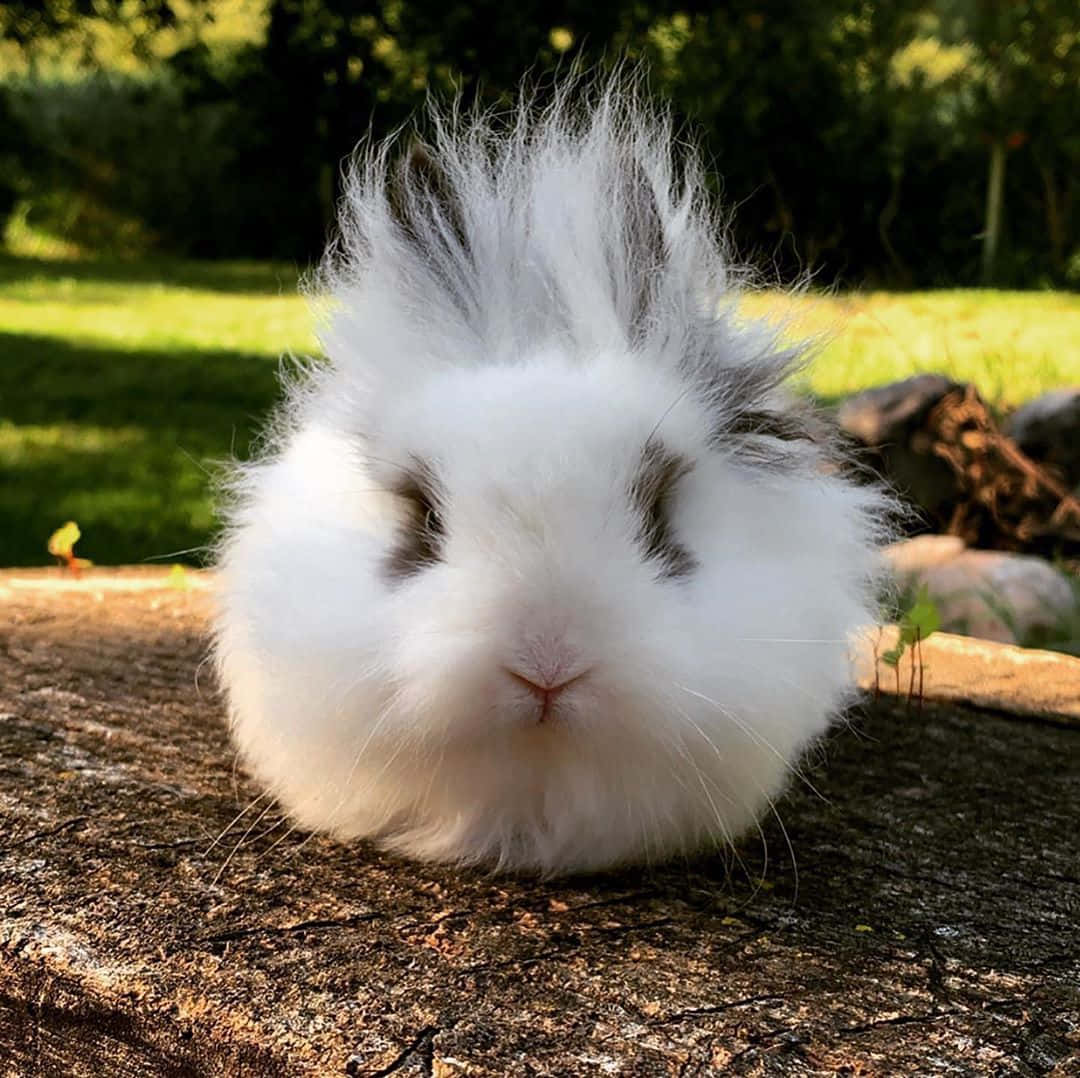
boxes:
[214,76,888,875]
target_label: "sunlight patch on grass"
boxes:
[0,270,315,357]
[740,289,1080,408]
[0,421,147,459]
[2,204,88,260]
[2,251,1078,566]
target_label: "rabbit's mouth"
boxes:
[503,667,592,724]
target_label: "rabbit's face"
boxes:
[218,347,879,873]
[365,350,705,747]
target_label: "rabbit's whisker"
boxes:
[203,790,270,857]
[673,682,828,804]
[211,799,276,885]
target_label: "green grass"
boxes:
[742,289,1080,408]
[0,253,313,566]
[2,250,1079,567]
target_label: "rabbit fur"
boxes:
[214,75,888,875]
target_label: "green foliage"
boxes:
[0,1,185,49]
[2,1,1078,281]
[881,585,941,667]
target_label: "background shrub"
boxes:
[1,0,1077,285]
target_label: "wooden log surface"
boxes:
[1,569,1078,1076]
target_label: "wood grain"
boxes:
[1,570,1077,1075]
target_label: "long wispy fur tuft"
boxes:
[314,73,814,447]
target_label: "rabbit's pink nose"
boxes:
[504,669,586,722]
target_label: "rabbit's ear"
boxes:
[388,142,469,260]
[613,152,666,344]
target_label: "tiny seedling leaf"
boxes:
[47,521,92,576]
[880,645,905,668]
[881,586,941,668]
[898,584,941,647]
[47,521,81,559]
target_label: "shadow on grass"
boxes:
[1,332,283,427]
[1,332,286,566]
[0,252,307,295]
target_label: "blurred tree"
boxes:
[1,0,1076,283]
[933,0,1080,282]
[642,2,930,280]
[0,85,32,222]
[0,0,189,59]
[229,0,661,253]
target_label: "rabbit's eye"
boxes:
[386,461,446,580]
[629,439,697,579]
[418,499,443,538]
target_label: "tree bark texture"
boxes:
[1,571,1078,1076]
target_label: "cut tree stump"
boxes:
[1,569,1078,1076]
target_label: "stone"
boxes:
[885,536,1077,645]
[836,374,964,530]
[856,622,1080,725]
[838,379,1080,552]
[1005,387,1080,490]
[836,372,960,446]
[882,533,965,574]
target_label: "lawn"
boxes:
[743,289,1080,407]
[2,251,1079,567]
[0,255,313,566]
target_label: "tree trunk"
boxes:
[878,164,910,285]
[981,137,1006,284]
[1,570,1078,1076]
[1037,156,1067,277]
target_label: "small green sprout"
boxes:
[47,521,93,577]
[168,563,190,590]
[879,584,941,709]
[882,585,941,667]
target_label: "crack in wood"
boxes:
[839,1009,962,1036]
[191,914,381,947]
[0,815,88,853]
[653,993,785,1025]
[346,1026,440,1078]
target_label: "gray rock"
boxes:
[1005,388,1080,489]
[884,534,965,574]
[885,536,1077,644]
[837,373,960,445]
[836,375,963,528]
